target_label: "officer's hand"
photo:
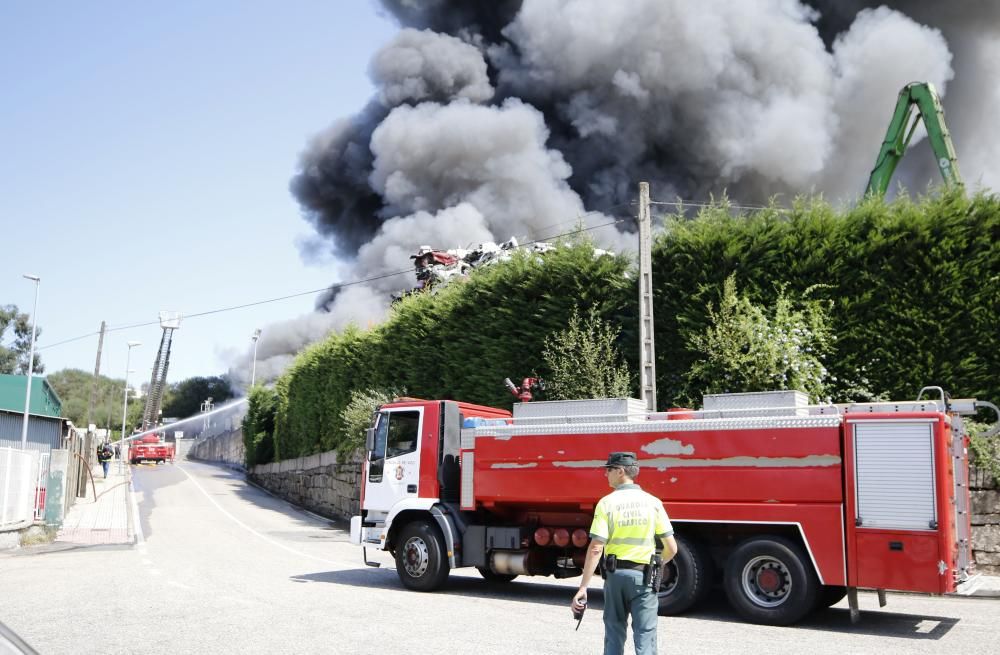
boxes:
[572,589,587,609]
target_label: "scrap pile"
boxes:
[395,237,556,301]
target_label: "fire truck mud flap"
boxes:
[430,505,459,568]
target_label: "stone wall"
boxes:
[249,451,361,521]
[971,466,999,574]
[186,429,245,470]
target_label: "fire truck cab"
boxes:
[350,388,997,625]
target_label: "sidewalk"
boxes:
[54,459,133,546]
[959,572,1000,599]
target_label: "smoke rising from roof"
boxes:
[235,0,997,385]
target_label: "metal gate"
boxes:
[0,448,40,531]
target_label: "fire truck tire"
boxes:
[723,536,819,626]
[816,585,847,609]
[395,520,450,592]
[476,567,518,583]
[657,534,713,615]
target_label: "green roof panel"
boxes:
[0,374,63,418]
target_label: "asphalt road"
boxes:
[2,460,999,655]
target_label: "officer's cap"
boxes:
[604,452,638,468]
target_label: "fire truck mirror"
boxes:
[365,427,375,452]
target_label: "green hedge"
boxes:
[246,191,1000,464]
[653,191,1000,405]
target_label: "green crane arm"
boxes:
[865,82,963,197]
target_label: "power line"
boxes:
[36,218,628,352]
[648,198,776,211]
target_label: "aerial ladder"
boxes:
[141,311,181,432]
[866,82,963,197]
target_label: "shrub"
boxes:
[968,421,1000,485]
[243,385,278,467]
[339,388,404,456]
[543,307,631,399]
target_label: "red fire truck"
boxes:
[128,434,175,465]
[349,388,998,625]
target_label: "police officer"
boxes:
[572,452,678,655]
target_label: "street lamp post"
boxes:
[19,274,41,450]
[119,341,141,473]
[250,328,262,388]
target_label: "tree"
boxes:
[681,276,833,402]
[339,387,403,456]
[47,368,144,439]
[0,304,43,374]
[542,308,631,400]
[162,375,234,419]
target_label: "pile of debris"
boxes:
[392,237,616,303]
[394,237,554,301]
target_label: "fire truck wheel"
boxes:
[395,520,450,592]
[723,536,819,626]
[657,534,713,615]
[476,567,518,583]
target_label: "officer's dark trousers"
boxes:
[603,568,658,655]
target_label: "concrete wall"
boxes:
[971,467,1000,574]
[249,451,361,521]
[186,429,245,470]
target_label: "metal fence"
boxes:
[0,447,40,531]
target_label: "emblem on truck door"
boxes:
[395,464,404,480]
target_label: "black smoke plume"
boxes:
[235,1,998,385]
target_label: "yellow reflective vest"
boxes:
[589,483,673,564]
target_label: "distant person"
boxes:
[114,444,121,460]
[97,443,113,478]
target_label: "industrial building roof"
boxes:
[0,374,62,418]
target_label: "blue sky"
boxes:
[1,1,398,385]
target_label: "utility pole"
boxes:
[85,321,106,429]
[637,182,657,412]
[19,274,41,449]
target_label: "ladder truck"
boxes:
[350,388,998,625]
[140,311,181,433]
[126,311,180,465]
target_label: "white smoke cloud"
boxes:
[355,203,494,291]
[370,99,585,233]
[825,7,953,198]
[229,285,392,389]
[371,28,495,106]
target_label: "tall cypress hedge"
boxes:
[652,191,1000,405]
[248,191,1000,463]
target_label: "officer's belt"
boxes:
[613,560,647,571]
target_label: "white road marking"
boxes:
[129,475,146,545]
[174,463,343,567]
